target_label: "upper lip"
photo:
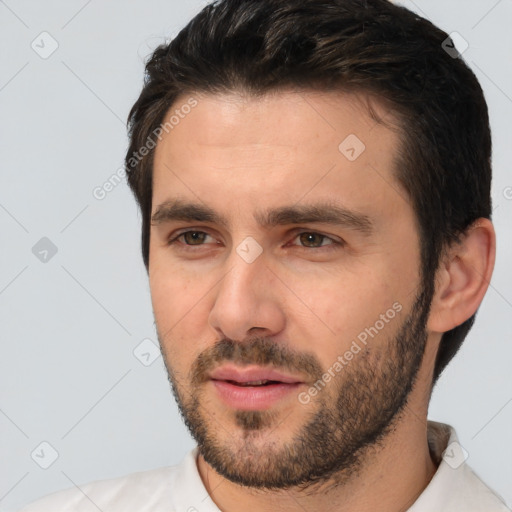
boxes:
[209,365,304,384]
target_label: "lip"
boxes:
[209,364,304,384]
[208,365,305,411]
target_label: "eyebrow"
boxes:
[151,198,374,236]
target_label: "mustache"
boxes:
[190,338,324,386]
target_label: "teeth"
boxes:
[235,380,269,386]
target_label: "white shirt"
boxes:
[19,421,510,512]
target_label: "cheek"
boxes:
[288,268,403,363]
[149,268,197,358]
[149,246,195,322]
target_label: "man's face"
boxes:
[149,90,431,488]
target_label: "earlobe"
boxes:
[427,218,496,334]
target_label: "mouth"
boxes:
[222,379,285,387]
[208,365,305,410]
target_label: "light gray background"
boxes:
[1,1,511,510]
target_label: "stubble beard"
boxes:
[158,288,431,491]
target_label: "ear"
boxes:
[427,218,496,333]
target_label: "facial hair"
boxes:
[157,287,431,491]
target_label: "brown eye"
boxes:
[181,231,208,245]
[167,231,214,246]
[297,232,331,248]
[291,232,341,250]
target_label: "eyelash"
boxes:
[166,230,342,252]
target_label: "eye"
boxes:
[167,230,342,251]
[290,231,340,250]
[167,230,216,247]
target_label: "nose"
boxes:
[208,244,286,343]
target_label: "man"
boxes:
[19,0,510,510]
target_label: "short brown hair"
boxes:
[125,0,492,385]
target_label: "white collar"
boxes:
[169,421,509,511]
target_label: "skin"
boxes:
[149,89,495,512]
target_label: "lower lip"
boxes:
[211,380,302,410]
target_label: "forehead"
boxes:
[156,89,397,148]
[151,89,407,223]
